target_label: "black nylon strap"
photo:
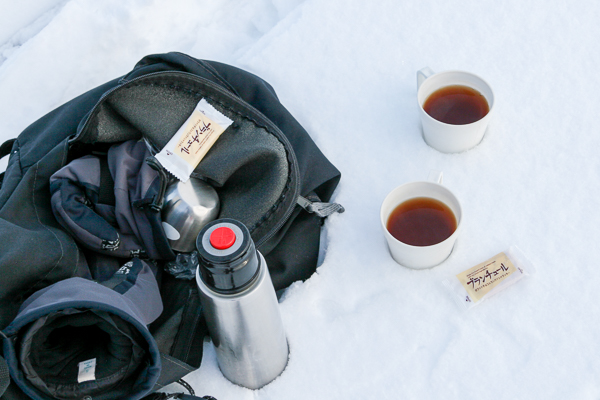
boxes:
[0,139,15,160]
[98,156,116,206]
[142,393,217,400]
[0,139,16,190]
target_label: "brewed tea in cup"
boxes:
[417,68,494,153]
[386,196,457,247]
[423,85,489,125]
[380,171,462,269]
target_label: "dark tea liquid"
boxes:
[386,197,457,246]
[423,85,489,125]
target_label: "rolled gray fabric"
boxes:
[49,140,174,261]
[1,259,162,400]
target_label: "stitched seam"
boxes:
[163,355,194,373]
[178,53,228,87]
[176,53,240,96]
[28,161,66,292]
[171,288,204,363]
[60,144,83,278]
[180,302,200,361]
[170,287,192,358]
[0,140,20,209]
[16,139,22,172]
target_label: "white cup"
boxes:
[380,171,462,269]
[417,67,494,153]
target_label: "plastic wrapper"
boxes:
[443,246,535,310]
[156,98,233,182]
[164,251,199,280]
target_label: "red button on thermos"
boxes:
[209,227,236,250]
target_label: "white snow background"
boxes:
[1,0,599,399]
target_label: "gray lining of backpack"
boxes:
[72,72,297,243]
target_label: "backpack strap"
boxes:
[143,394,217,400]
[142,375,217,400]
[0,139,14,159]
[0,139,16,190]
[152,354,196,393]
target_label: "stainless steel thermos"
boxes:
[195,219,289,389]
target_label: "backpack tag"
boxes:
[156,98,233,182]
[77,358,96,383]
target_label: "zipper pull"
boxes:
[297,195,344,218]
[145,156,170,212]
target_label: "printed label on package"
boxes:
[156,98,233,181]
[174,111,223,166]
[456,252,517,303]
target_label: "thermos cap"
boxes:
[210,227,237,250]
[196,219,260,293]
[161,177,220,253]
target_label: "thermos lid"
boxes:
[196,219,260,293]
[210,226,237,250]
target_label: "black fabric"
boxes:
[0,139,16,190]
[0,354,9,396]
[19,309,146,399]
[268,208,323,292]
[151,355,195,394]
[149,277,207,369]
[0,383,30,400]
[0,139,90,330]
[261,191,325,291]
[100,258,145,294]
[98,156,116,206]
[2,270,162,400]
[141,393,215,400]
[0,52,341,400]
[0,140,15,160]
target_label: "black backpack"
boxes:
[0,52,342,400]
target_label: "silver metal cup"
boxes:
[161,178,220,252]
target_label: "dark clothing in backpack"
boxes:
[0,52,341,400]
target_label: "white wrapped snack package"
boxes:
[443,246,536,310]
[156,98,233,182]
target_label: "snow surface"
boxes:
[2,0,600,399]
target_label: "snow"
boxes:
[2,0,600,399]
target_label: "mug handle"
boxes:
[417,67,435,89]
[428,170,443,184]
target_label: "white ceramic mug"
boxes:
[380,171,462,269]
[417,68,494,153]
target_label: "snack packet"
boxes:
[156,98,233,181]
[443,246,535,310]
